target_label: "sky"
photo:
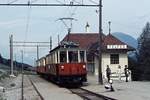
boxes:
[0,0,150,65]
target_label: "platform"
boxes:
[81,75,150,100]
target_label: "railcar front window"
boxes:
[80,51,85,62]
[60,51,67,63]
[68,51,78,63]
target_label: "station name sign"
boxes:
[107,45,127,49]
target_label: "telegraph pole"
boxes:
[98,0,103,84]
[10,34,14,77]
[21,50,24,73]
[14,54,16,74]
[21,50,24,100]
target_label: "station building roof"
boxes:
[62,33,134,52]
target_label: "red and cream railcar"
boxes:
[36,57,46,74]
[36,42,87,83]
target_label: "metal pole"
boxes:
[21,50,24,100]
[67,28,71,42]
[50,36,52,50]
[14,54,16,74]
[98,0,103,84]
[37,45,39,60]
[9,35,11,74]
[21,50,23,72]
[10,34,14,76]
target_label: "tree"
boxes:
[0,53,3,63]
[137,22,150,80]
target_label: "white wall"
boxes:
[94,53,128,80]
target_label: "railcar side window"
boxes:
[43,59,45,66]
[68,51,78,63]
[60,51,67,63]
[37,61,40,66]
[46,57,48,64]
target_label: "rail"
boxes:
[70,88,116,100]
[28,75,44,100]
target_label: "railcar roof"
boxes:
[36,57,45,62]
[51,41,83,52]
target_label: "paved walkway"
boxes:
[23,75,41,100]
[29,75,82,100]
[81,75,150,100]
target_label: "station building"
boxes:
[62,33,134,81]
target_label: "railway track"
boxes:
[70,88,116,100]
[27,75,44,100]
[27,75,116,100]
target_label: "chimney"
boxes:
[85,22,90,33]
[108,21,111,35]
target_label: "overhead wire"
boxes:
[30,0,39,4]
[8,0,19,4]
[134,12,150,20]
[70,6,78,17]
[24,5,32,42]
[7,0,41,4]
[45,0,47,4]
[68,0,80,31]
[88,0,98,4]
[55,0,64,4]
[66,0,80,18]
[71,0,81,4]
[23,1,32,56]
[54,0,79,33]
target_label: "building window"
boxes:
[110,54,119,64]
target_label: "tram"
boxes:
[36,42,87,84]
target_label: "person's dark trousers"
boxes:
[107,75,110,82]
[125,76,128,82]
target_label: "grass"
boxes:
[0,71,9,81]
[0,95,6,100]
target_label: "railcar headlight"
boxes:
[83,65,86,69]
[60,66,64,69]
[109,80,113,84]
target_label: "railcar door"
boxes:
[68,50,79,75]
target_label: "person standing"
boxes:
[106,65,111,82]
[124,65,129,82]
